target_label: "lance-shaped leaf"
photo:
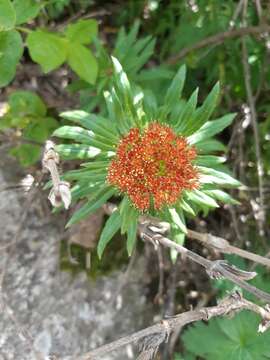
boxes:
[67,186,116,227]
[98,210,121,258]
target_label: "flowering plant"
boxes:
[53,58,241,257]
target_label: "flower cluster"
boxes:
[107,123,198,210]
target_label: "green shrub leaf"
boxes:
[13,0,41,25]
[65,19,98,44]
[0,0,16,31]
[67,42,98,84]
[0,30,23,87]
[27,30,67,73]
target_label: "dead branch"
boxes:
[73,292,270,360]
[241,10,266,237]
[167,24,270,64]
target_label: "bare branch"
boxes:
[241,3,266,237]
[187,229,270,268]
[73,292,270,360]
[166,25,270,64]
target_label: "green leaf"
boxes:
[27,30,67,73]
[55,144,101,160]
[53,125,114,151]
[195,155,226,167]
[10,143,40,166]
[188,113,236,145]
[196,139,227,153]
[174,88,198,133]
[13,0,41,25]
[203,189,240,205]
[127,217,138,256]
[119,196,138,235]
[67,42,98,84]
[198,167,242,187]
[183,311,270,360]
[97,210,121,258]
[67,186,115,227]
[179,198,196,216]
[186,82,220,135]
[186,189,219,208]
[65,19,98,44]
[8,91,46,117]
[164,65,186,113]
[168,207,187,234]
[0,0,16,31]
[0,30,23,87]
[60,110,119,141]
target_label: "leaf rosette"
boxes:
[53,58,241,257]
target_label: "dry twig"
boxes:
[167,24,270,64]
[73,292,270,360]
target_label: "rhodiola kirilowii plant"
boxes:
[52,58,241,258]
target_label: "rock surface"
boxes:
[0,158,153,360]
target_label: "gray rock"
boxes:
[0,160,153,360]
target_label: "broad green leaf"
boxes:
[194,155,226,167]
[188,113,236,145]
[196,139,226,153]
[27,30,67,73]
[13,0,41,25]
[24,117,57,142]
[186,189,219,208]
[164,65,186,112]
[67,186,115,227]
[183,311,270,360]
[55,144,101,160]
[0,0,16,31]
[67,42,98,84]
[0,30,23,87]
[198,166,242,187]
[65,19,98,44]
[186,82,220,135]
[174,88,198,133]
[8,91,46,117]
[127,217,138,256]
[10,143,40,166]
[97,210,121,258]
[168,207,187,234]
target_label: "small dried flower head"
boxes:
[20,174,35,192]
[107,123,198,211]
[48,181,71,209]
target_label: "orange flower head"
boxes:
[107,123,198,211]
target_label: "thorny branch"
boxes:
[73,292,270,360]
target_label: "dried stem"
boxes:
[241,2,266,236]
[73,292,270,360]
[167,25,270,64]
